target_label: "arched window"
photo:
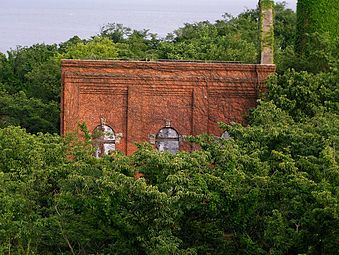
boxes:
[221,131,231,139]
[155,127,180,154]
[93,124,116,158]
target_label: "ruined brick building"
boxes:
[61,0,275,155]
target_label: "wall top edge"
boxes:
[61,59,276,71]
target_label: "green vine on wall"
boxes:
[259,0,275,63]
[296,0,339,54]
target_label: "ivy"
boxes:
[259,0,275,63]
[296,0,339,53]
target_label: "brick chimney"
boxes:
[259,0,274,64]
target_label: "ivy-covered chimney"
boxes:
[259,0,274,64]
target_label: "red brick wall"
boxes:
[61,60,275,155]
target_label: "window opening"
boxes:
[93,124,116,158]
[155,127,180,154]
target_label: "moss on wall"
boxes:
[260,0,274,9]
[296,0,339,53]
[259,0,275,64]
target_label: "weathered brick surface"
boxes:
[61,60,275,155]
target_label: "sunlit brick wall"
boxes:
[61,60,275,155]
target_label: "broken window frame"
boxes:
[92,124,116,158]
[155,127,180,154]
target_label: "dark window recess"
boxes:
[156,127,180,154]
[93,124,116,157]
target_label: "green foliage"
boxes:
[0,90,59,133]
[25,59,60,102]
[0,44,59,97]
[273,2,296,50]
[157,16,258,62]
[100,23,132,43]
[58,35,84,53]
[0,127,67,254]
[296,0,339,53]
[279,32,339,74]
[0,127,197,254]
[100,23,160,59]
[116,30,160,60]
[57,36,118,60]
[0,102,338,254]
[0,44,60,133]
[156,2,296,64]
[267,68,338,120]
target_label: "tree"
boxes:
[267,68,339,120]
[57,36,118,60]
[100,23,132,43]
[157,19,258,62]
[157,3,297,64]
[0,90,59,133]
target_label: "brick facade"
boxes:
[61,60,275,155]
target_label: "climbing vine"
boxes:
[259,0,275,63]
[296,0,339,53]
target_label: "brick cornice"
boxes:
[61,59,276,72]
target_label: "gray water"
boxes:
[0,0,296,53]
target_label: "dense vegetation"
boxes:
[0,2,338,254]
[296,0,339,54]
